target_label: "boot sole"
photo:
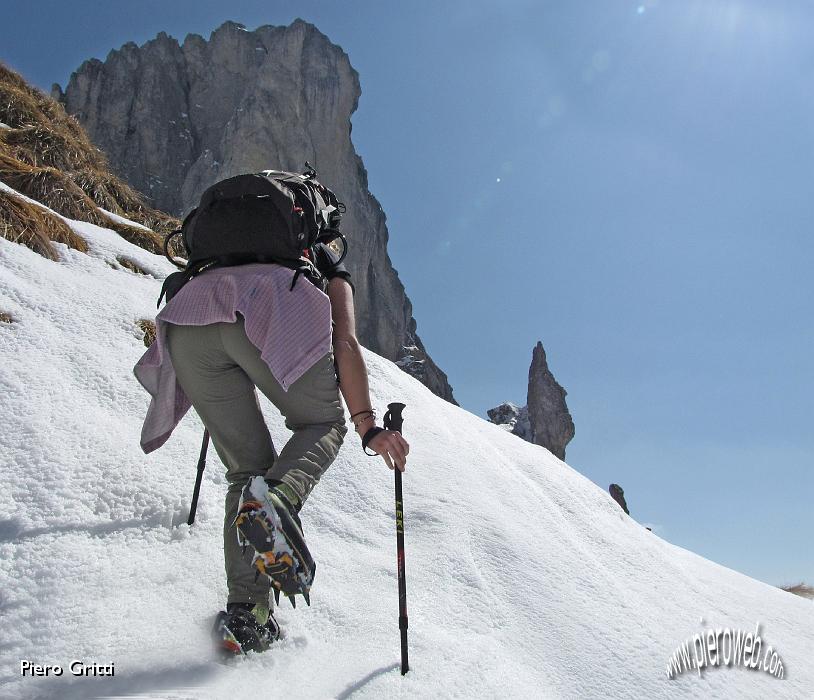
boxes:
[236,484,315,598]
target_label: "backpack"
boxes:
[158,164,347,306]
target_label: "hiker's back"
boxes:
[159,165,347,305]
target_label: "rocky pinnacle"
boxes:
[488,341,574,459]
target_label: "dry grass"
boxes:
[70,170,182,237]
[130,209,180,239]
[71,168,148,215]
[106,219,165,255]
[137,319,157,347]
[0,63,32,95]
[0,62,181,260]
[0,311,14,323]
[116,255,150,276]
[68,169,127,214]
[0,190,87,258]
[0,152,167,254]
[87,173,182,237]
[0,155,180,250]
[1,153,109,223]
[0,75,50,128]
[0,63,106,170]
[0,124,104,171]
[780,583,814,600]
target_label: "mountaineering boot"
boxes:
[236,476,315,604]
[212,602,280,658]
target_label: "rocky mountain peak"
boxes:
[59,20,455,403]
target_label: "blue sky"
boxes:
[2,0,811,588]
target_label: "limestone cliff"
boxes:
[60,19,455,402]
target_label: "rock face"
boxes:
[527,341,574,460]
[486,402,532,441]
[488,341,574,459]
[59,19,455,403]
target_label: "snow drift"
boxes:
[0,188,811,699]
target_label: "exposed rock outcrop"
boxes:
[486,402,532,441]
[608,484,630,515]
[59,20,455,403]
[488,341,574,459]
[527,341,574,460]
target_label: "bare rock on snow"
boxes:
[59,20,456,403]
[488,341,574,460]
[527,341,574,460]
[486,402,533,441]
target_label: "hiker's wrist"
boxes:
[354,413,376,435]
[361,425,386,455]
[350,408,376,430]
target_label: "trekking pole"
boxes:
[383,402,408,675]
[187,429,210,526]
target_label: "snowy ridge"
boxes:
[0,189,811,698]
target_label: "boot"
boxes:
[236,476,315,606]
[212,601,280,657]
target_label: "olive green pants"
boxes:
[166,316,347,606]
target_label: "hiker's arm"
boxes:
[328,277,409,471]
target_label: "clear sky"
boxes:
[2,0,811,588]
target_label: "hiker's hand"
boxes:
[368,430,409,472]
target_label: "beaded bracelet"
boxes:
[352,409,376,428]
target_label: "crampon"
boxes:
[236,476,315,608]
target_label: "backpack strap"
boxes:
[157,258,218,307]
[157,253,326,307]
[163,228,187,270]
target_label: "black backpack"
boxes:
[158,164,346,306]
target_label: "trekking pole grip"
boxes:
[383,402,409,675]
[383,402,405,433]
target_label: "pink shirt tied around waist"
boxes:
[133,263,333,454]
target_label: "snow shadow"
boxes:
[0,515,185,543]
[335,662,401,699]
[23,662,218,700]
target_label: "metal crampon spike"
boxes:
[241,542,247,556]
[289,594,296,609]
[273,588,280,606]
[302,591,311,607]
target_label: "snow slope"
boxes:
[0,192,811,699]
